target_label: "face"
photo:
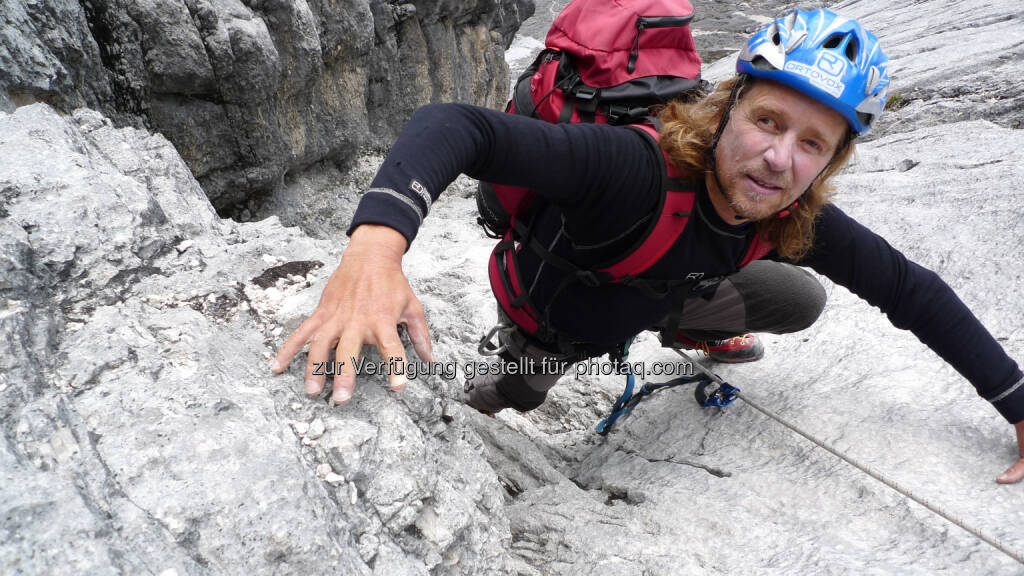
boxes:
[707,79,849,223]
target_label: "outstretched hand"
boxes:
[996,420,1024,484]
[269,224,434,404]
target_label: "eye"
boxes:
[803,139,826,154]
[756,116,777,130]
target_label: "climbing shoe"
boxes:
[669,332,764,363]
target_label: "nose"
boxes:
[763,134,795,172]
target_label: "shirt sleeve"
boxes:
[798,203,1024,423]
[345,102,661,248]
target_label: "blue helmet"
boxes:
[737,9,890,134]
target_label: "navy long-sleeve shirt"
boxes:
[347,103,1024,423]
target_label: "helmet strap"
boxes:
[708,75,747,207]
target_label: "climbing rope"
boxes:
[673,348,1024,566]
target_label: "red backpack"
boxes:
[477,0,772,344]
[478,0,705,234]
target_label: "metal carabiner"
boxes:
[695,380,740,408]
[477,322,513,356]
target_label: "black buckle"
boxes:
[606,105,649,125]
[574,86,598,101]
[607,104,628,124]
[576,270,601,287]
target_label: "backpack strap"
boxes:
[488,226,544,336]
[486,121,773,349]
[739,232,774,267]
[595,123,694,279]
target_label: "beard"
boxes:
[716,166,796,222]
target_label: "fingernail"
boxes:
[333,389,352,405]
[392,376,408,391]
[997,473,1009,482]
[305,380,320,394]
[269,358,282,372]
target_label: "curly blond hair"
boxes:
[657,76,855,261]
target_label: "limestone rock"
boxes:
[0,104,528,575]
[0,0,534,211]
[5,0,1024,573]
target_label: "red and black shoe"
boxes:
[669,331,765,363]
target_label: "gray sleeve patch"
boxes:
[365,188,423,224]
[409,179,432,212]
[990,375,1024,404]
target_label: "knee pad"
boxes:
[732,261,827,334]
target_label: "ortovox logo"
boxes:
[785,60,845,98]
[409,179,432,210]
[685,272,704,281]
[693,276,725,292]
[815,51,846,78]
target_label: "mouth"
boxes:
[744,175,784,197]
[745,174,782,193]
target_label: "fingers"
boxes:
[996,458,1024,484]
[332,332,363,405]
[271,315,321,374]
[268,248,429,405]
[305,329,340,396]
[375,325,410,391]
[402,305,435,364]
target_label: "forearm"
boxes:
[346,102,659,247]
[804,205,1024,423]
[889,265,1024,422]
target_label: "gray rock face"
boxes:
[0,0,124,119]
[0,104,529,575]
[1,0,532,212]
[836,0,1024,135]
[4,0,1024,573]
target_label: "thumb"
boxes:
[996,458,1024,484]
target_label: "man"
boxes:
[269,10,1024,483]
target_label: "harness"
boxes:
[484,123,774,356]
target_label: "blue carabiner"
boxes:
[696,381,740,408]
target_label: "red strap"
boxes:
[597,123,692,278]
[488,237,541,334]
[491,183,535,216]
[631,123,659,141]
[739,233,774,267]
[489,121,771,332]
[630,124,683,176]
[597,191,693,278]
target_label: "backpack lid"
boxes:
[546,0,701,88]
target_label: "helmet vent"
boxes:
[750,56,774,71]
[783,12,798,33]
[845,37,859,62]
[785,31,808,53]
[866,66,881,95]
[823,33,860,63]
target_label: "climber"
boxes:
[269,9,1024,484]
